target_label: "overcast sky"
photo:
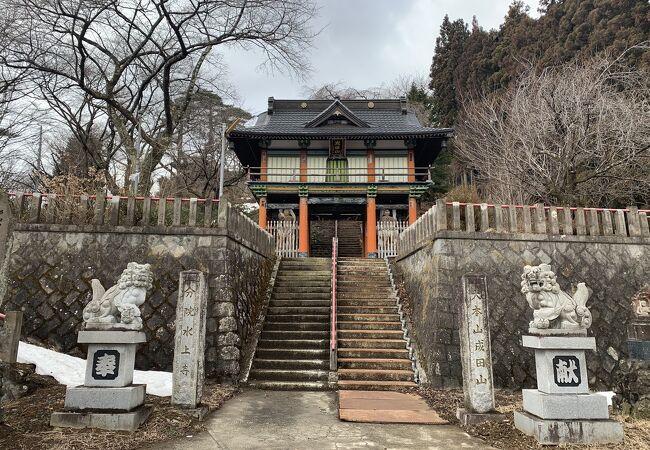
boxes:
[220,0,539,115]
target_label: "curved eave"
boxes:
[229,129,453,140]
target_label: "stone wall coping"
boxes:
[396,230,650,261]
[522,335,596,350]
[14,223,273,259]
[78,330,147,344]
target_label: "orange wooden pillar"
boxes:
[258,196,267,230]
[407,148,415,182]
[365,139,376,182]
[366,191,377,258]
[300,149,308,182]
[408,196,417,225]
[260,148,268,182]
[298,191,309,257]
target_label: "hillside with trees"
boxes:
[427,0,649,207]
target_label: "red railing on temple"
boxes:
[330,234,338,371]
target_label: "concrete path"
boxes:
[152,389,495,450]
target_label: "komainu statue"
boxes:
[82,263,154,330]
[521,264,592,332]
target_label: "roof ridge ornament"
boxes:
[305,99,370,128]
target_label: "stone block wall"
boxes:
[1,202,274,381]
[396,232,650,390]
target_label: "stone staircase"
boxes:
[336,257,417,390]
[337,221,363,257]
[310,221,335,257]
[248,257,332,390]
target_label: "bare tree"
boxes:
[1,0,317,193]
[455,55,650,207]
[158,90,251,198]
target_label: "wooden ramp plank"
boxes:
[338,390,448,425]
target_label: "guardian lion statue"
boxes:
[521,264,592,332]
[82,262,154,330]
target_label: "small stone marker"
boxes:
[514,264,623,444]
[0,311,23,363]
[456,275,505,425]
[51,263,154,432]
[172,270,208,416]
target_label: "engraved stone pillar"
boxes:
[172,270,208,416]
[456,275,505,425]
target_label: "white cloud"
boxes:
[222,0,541,114]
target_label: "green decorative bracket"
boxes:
[250,185,268,197]
[367,185,378,198]
[258,138,272,149]
[298,185,309,197]
[363,138,377,149]
[298,138,311,149]
[404,138,417,149]
[409,185,428,198]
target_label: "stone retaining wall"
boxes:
[396,201,650,390]
[1,202,274,381]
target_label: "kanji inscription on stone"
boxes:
[172,270,207,408]
[459,274,497,414]
[91,350,120,380]
[553,355,581,387]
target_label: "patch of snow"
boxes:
[17,341,172,397]
[597,391,615,406]
[240,202,259,213]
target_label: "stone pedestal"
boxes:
[514,334,623,444]
[51,330,151,431]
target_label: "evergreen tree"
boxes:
[428,16,469,127]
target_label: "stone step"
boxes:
[277,270,331,277]
[263,322,329,331]
[338,338,407,350]
[337,368,414,382]
[257,339,328,349]
[249,369,329,382]
[337,313,401,322]
[337,306,398,314]
[265,314,329,323]
[338,329,405,340]
[267,306,330,315]
[247,380,332,391]
[337,358,413,370]
[338,348,410,359]
[283,258,330,262]
[337,380,418,391]
[251,358,330,370]
[274,286,331,293]
[269,300,331,308]
[271,293,331,300]
[274,281,331,288]
[337,321,402,330]
[337,300,397,307]
[337,281,392,287]
[336,292,395,298]
[261,330,329,340]
[255,348,329,359]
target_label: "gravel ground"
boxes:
[0,367,237,450]
[418,387,650,450]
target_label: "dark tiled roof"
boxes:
[229,98,452,139]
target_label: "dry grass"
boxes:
[419,388,650,450]
[0,372,237,450]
